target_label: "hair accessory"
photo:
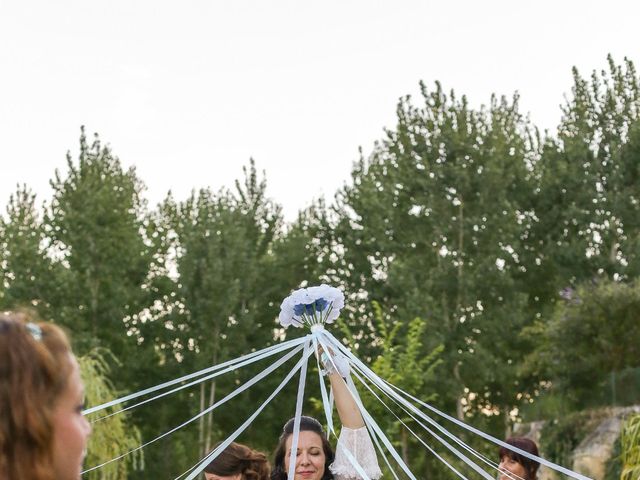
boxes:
[26,322,42,341]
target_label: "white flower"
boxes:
[278,284,345,328]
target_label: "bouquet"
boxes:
[278,284,345,329]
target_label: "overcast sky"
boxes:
[1,0,638,220]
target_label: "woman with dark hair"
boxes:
[204,441,270,480]
[498,437,540,480]
[272,416,334,480]
[271,351,382,480]
[0,312,91,480]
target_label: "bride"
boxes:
[270,348,382,480]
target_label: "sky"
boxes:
[1,0,638,221]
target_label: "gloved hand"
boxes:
[319,348,350,378]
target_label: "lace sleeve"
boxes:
[329,426,382,480]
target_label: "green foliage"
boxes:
[1,56,640,479]
[369,302,442,404]
[325,78,542,433]
[621,414,640,480]
[45,127,152,358]
[136,159,307,474]
[363,303,443,473]
[530,56,640,295]
[79,350,143,479]
[0,186,56,311]
[604,434,622,480]
[526,279,640,410]
[539,410,609,467]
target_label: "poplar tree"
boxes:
[45,127,152,358]
[325,82,539,436]
[0,186,55,311]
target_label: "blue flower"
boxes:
[293,298,329,317]
[279,285,345,329]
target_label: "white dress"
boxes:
[330,426,383,480]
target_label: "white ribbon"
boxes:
[324,330,592,480]
[183,343,316,480]
[318,330,408,480]
[326,330,529,480]
[186,339,312,480]
[312,335,335,437]
[384,380,589,480]
[350,363,518,479]
[82,342,305,474]
[333,335,524,479]
[84,336,305,416]
[351,367,477,480]
[90,337,307,422]
[82,324,588,480]
[371,375,509,480]
[312,336,375,479]
[286,336,313,480]
[318,330,417,479]
[314,331,373,480]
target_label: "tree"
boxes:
[45,127,152,359]
[80,350,143,480]
[529,56,640,300]
[152,160,288,463]
[518,57,640,419]
[525,279,640,410]
[366,303,443,474]
[0,186,57,312]
[324,81,540,433]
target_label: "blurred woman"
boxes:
[498,437,540,480]
[0,312,91,480]
[204,441,270,480]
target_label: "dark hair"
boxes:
[271,416,334,480]
[498,437,540,480]
[204,442,270,480]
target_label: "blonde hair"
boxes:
[0,312,74,480]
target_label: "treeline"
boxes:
[1,56,639,479]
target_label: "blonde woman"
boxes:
[0,312,91,480]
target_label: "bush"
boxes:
[540,410,608,467]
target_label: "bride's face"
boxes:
[284,430,326,480]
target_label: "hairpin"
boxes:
[26,322,43,341]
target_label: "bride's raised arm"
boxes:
[328,367,365,429]
[320,348,383,480]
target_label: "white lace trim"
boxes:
[329,426,382,480]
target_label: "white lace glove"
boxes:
[320,349,351,377]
